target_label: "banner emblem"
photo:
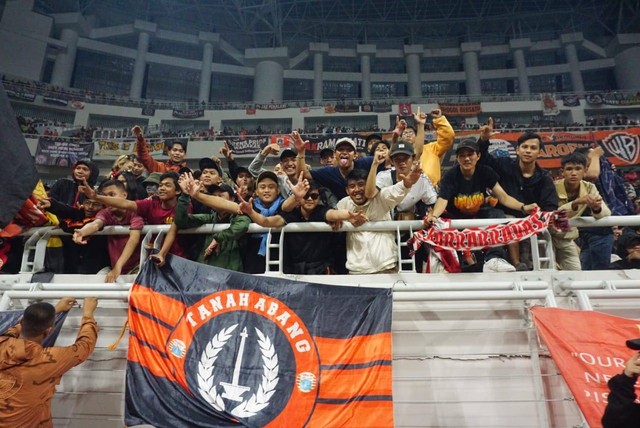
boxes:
[601,132,640,164]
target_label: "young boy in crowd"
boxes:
[72,180,144,282]
[425,140,539,273]
[239,179,367,274]
[336,153,422,274]
[132,125,187,173]
[152,179,249,272]
[552,152,610,270]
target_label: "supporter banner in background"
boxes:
[255,103,286,110]
[531,307,640,428]
[245,107,256,115]
[141,106,156,116]
[438,102,482,117]
[442,128,640,169]
[373,103,392,113]
[42,96,68,106]
[6,89,36,102]
[299,106,310,113]
[225,136,269,155]
[70,100,84,109]
[94,139,165,158]
[35,137,94,167]
[541,93,559,116]
[398,103,412,115]
[562,94,580,107]
[172,108,204,119]
[324,104,336,114]
[335,103,360,113]
[125,258,393,428]
[586,93,640,106]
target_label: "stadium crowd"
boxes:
[1,110,639,278]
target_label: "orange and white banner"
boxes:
[531,307,640,427]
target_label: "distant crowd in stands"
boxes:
[3,107,640,278]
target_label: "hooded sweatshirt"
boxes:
[48,159,99,207]
[0,316,98,427]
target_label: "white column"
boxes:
[253,60,284,103]
[50,28,78,87]
[404,45,424,99]
[461,42,482,96]
[199,42,213,103]
[564,43,585,94]
[513,49,530,95]
[615,46,640,90]
[360,54,371,100]
[129,32,149,99]
[313,52,324,103]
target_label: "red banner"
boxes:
[398,103,412,116]
[438,102,482,117]
[531,307,640,427]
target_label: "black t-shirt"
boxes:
[439,164,499,219]
[279,205,332,267]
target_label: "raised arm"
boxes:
[412,107,428,159]
[430,110,455,158]
[132,125,164,173]
[72,218,105,244]
[391,116,406,146]
[249,144,279,177]
[325,209,368,223]
[584,146,604,182]
[292,131,312,180]
[365,152,385,199]
[281,172,309,212]
[78,178,138,212]
[179,172,240,215]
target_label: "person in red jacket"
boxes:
[132,125,187,173]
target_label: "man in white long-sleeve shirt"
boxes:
[336,153,422,274]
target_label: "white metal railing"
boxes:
[17,214,639,276]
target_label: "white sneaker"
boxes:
[483,257,516,273]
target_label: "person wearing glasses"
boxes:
[238,179,367,274]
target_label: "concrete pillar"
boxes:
[357,44,376,101]
[404,45,423,99]
[130,31,150,99]
[309,43,329,104]
[509,38,532,95]
[561,34,585,94]
[461,42,482,96]
[614,46,640,90]
[199,42,213,103]
[50,28,78,87]
[254,60,284,103]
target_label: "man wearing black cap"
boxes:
[602,339,640,427]
[376,141,437,220]
[319,148,335,166]
[425,139,539,272]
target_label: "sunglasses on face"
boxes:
[303,193,320,200]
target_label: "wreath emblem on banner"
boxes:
[197,324,279,418]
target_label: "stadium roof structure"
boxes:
[34,0,640,50]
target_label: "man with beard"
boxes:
[132,125,187,173]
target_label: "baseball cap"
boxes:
[279,148,297,161]
[199,157,223,176]
[455,139,479,154]
[390,141,415,158]
[626,338,640,350]
[178,166,193,176]
[257,170,279,185]
[210,183,235,199]
[235,166,252,177]
[319,148,334,158]
[142,172,162,186]
[335,137,357,152]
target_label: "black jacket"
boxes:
[478,138,558,217]
[48,159,100,207]
[602,373,640,428]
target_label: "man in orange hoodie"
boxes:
[0,297,99,427]
[132,125,187,173]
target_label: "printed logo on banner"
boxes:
[601,132,640,164]
[169,289,320,426]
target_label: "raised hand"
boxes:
[237,194,255,215]
[131,125,143,137]
[78,178,97,200]
[219,140,234,160]
[373,151,386,166]
[393,116,406,135]
[413,106,427,125]
[261,143,280,157]
[430,108,442,118]
[399,161,423,188]
[287,172,309,200]
[290,131,307,152]
[479,117,497,142]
